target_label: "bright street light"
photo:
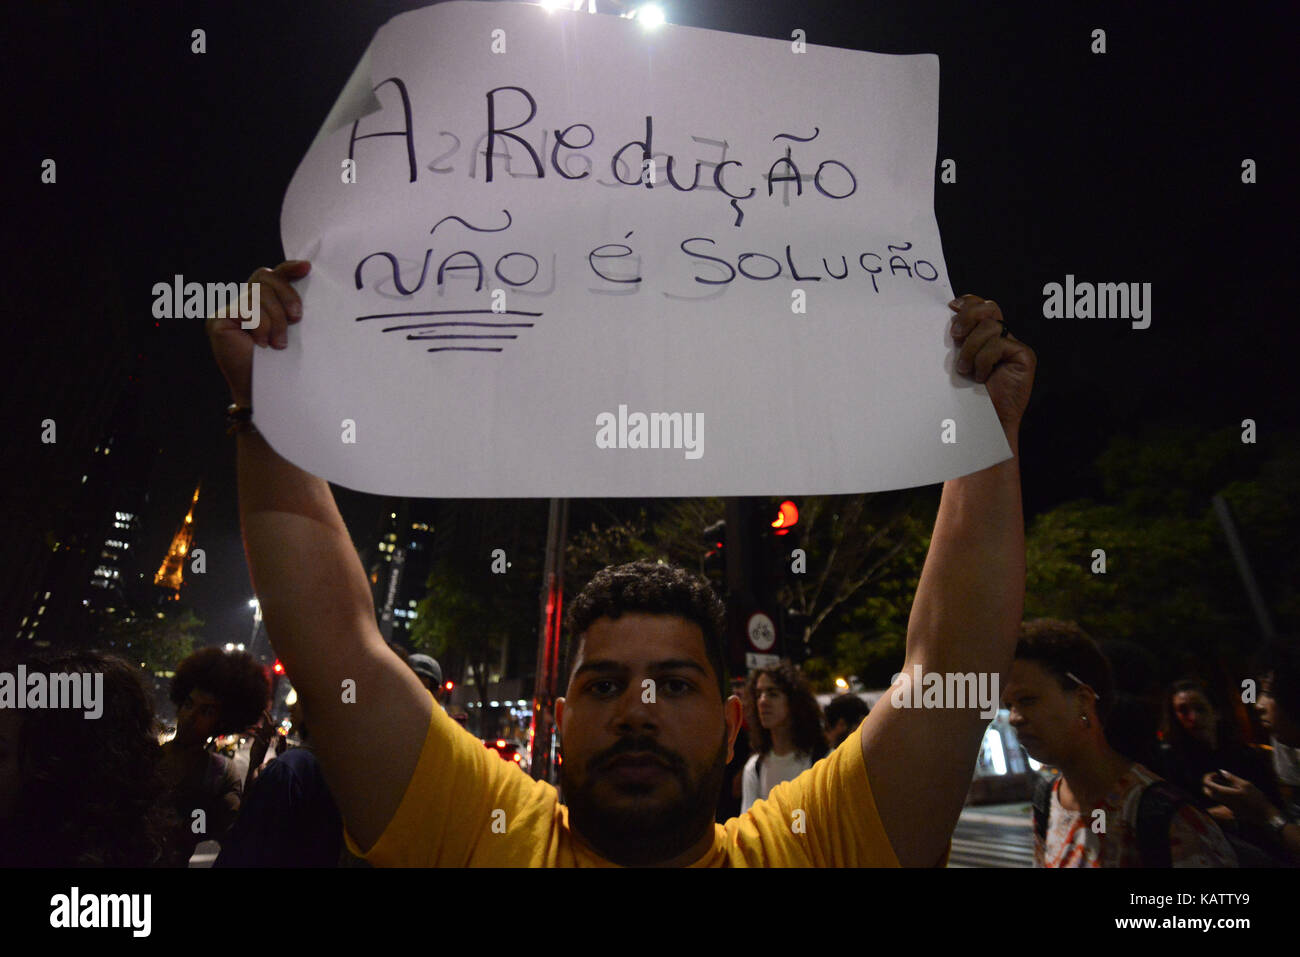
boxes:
[637,4,665,28]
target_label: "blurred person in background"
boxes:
[160,647,270,864]
[1204,638,1300,864]
[215,697,345,867]
[1156,677,1278,823]
[740,661,829,813]
[0,651,174,866]
[825,693,872,749]
[406,654,444,704]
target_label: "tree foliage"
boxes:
[794,492,936,689]
[1025,425,1298,677]
[95,606,201,673]
[409,500,545,710]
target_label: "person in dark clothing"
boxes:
[1154,676,1281,867]
[1156,678,1279,819]
[161,647,270,865]
[215,701,343,867]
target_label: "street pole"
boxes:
[530,497,568,784]
[1211,495,1276,641]
[248,599,263,661]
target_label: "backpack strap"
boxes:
[1136,781,1187,868]
[1031,774,1055,842]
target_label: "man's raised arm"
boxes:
[859,295,1036,867]
[208,261,432,852]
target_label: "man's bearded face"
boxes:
[558,614,731,866]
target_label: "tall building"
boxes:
[2,252,150,654]
[366,499,435,645]
[8,393,156,653]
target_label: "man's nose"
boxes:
[611,682,658,731]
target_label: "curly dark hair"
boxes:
[0,651,176,866]
[1013,618,1115,727]
[170,647,270,735]
[824,693,870,732]
[565,561,728,700]
[743,661,828,759]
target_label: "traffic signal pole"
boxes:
[726,497,776,676]
[530,497,568,784]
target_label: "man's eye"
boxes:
[589,680,619,696]
[662,678,692,695]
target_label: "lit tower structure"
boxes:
[153,484,200,602]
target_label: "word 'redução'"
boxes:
[0,667,104,719]
[889,664,1000,720]
[596,405,703,460]
[1041,275,1151,330]
[49,887,151,937]
[152,275,260,328]
[352,82,861,219]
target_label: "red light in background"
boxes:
[444,680,453,691]
[272,660,286,675]
[772,500,799,536]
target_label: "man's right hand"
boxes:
[205,261,310,407]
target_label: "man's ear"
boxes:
[724,694,743,764]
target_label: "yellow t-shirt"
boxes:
[345,703,900,867]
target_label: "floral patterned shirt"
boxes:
[1035,763,1237,867]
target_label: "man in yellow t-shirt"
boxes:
[347,565,897,866]
[210,266,1036,868]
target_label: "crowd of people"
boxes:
[0,642,444,867]
[1,626,1294,867]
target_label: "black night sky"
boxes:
[5,0,1295,651]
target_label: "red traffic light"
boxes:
[771,500,799,535]
[444,680,454,691]
[272,659,286,675]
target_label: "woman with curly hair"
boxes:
[160,647,270,865]
[740,660,828,813]
[0,651,176,866]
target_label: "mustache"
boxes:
[591,736,686,773]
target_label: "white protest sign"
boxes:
[266,0,1010,497]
